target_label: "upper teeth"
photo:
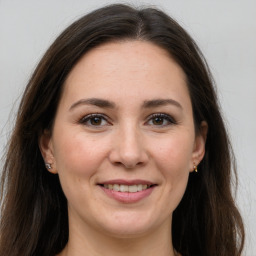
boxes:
[103,184,149,192]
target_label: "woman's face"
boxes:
[40,41,206,238]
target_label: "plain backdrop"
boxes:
[0,0,255,255]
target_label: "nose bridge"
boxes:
[110,121,148,168]
[121,123,141,155]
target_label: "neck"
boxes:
[58,217,176,256]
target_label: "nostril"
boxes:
[111,161,144,169]
[108,142,149,169]
[112,161,124,167]
[124,161,144,169]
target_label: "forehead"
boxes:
[61,40,190,108]
[66,40,184,79]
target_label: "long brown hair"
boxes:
[0,4,244,256]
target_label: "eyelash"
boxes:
[78,113,176,128]
[146,113,176,127]
[79,113,110,127]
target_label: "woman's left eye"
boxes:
[79,114,109,127]
[146,113,176,127]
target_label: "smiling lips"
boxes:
[98,180,157,203]
[104,184,150,192]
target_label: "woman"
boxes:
[0,4,244,256]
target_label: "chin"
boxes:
[102,223,153,239]
[94,210,167,238]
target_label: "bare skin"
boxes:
[40,41,207,256]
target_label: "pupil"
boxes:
[91,117,101,125]
[153,117,163,125]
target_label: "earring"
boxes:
[193,163,197,172]
[45,163,52,169]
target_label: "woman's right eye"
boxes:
[79,114,110,127]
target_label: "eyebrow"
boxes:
[69,97,182,111]
[69,98,116,111]
[142,99,183,109]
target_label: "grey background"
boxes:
[0,0,255,255]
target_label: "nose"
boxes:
[108,125,149,169]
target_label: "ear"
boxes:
[190,121,208,172]
[39,129,57,174]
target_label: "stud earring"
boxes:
[45,163,52,169]
[193,164,198,173]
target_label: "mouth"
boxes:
[97,180,157,203]
[99,184,156,193]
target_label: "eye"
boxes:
[79,114,110,127]
[146,113,176,127]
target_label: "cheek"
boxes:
[151,133,193,206]
[52,132,109,206]
[153,132,194,173]
[53,131,108,179]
